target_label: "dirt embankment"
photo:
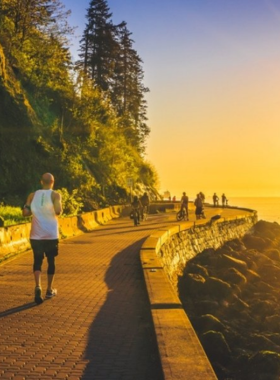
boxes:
[179,220,280,380]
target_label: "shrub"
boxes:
[0,204,27,226]
[57,188,83,216]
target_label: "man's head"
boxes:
[41,173,55,189]
[183,192,186,195]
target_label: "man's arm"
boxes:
[52,191,62,215]
[22,193,34,217]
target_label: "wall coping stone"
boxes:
[140,207,257,380]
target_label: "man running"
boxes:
[22,173,62,304]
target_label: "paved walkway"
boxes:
[0,206,251,379]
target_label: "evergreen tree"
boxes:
[78,0,118,91]
[113,22,150,150]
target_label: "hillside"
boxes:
[0,0,158,209]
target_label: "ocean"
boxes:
[206,197,280,224]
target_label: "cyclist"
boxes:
[140,192,150,220]
[131,196,142,226]
[180,192,189,220]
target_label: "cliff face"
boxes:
[0,44,48,201]
[0,45,159,207]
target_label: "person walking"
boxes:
[140,192,150,220]
[194,193,205,219]
[221,193,227,207]
[131,196,142,226]
[213,193,219,207]
[180,192,189,220]
[22,173,62,304]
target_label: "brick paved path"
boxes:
[0,212,180,380]
[0,206,249,379]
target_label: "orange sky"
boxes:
[65,0,280,198]
[143,2,280,198]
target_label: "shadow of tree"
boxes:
[81,239,164,380]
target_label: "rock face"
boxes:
[178,220,280,380]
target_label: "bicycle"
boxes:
[130,208,140,226]
[176,208,189,221]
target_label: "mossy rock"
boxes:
[223,238,246,251]
[243,234,271,250]
[193,314,225,334]
[265,249,280,262]
[204,276,232,299]
[245,269,261,283]
[184,273,206,296]
[248,350,280,377]
[264,315,280,333]
[193,299,220,315]
[260,264,280,283]
[254,220,280,237]
[218,254,248,273]
[221,267,247,286]
[200,330,231,363]
[251,299,276,317]
[186,263,209,277]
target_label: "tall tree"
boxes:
[0,0,72,52]
[78,0,118,91]
[113,22,150,150]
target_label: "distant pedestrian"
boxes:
[172,196,176,202]
[221,193,227,207]
[140,192,150,220]
[194,193,205,219]
[131,196,142,226]
[213,193,219,207]
[22,173,62,304]
[180,192,189,220]
[199,192,205,203]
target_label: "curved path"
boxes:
[0,206,250,379]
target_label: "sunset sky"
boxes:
[64,0,280,198]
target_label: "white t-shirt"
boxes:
[30,189,59,240]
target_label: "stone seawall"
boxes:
[159,214,257,290]
[140,210,257,380]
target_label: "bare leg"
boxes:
[34,270,43,304]
[47,274,55,291]
[34,270,41,287]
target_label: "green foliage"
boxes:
[56,188,83,216]
[0,0,159,209]
[0,204,28,226]
[138,161,159,187]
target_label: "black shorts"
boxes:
[30,239,59,258]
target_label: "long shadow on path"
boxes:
[82,239,164,380]
[0,302,37,318]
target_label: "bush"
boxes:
[57,188,83,216]
[0,203,27,226]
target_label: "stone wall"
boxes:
[159,214,257,291]
[0,205,128,263]
[140,211,257,380]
